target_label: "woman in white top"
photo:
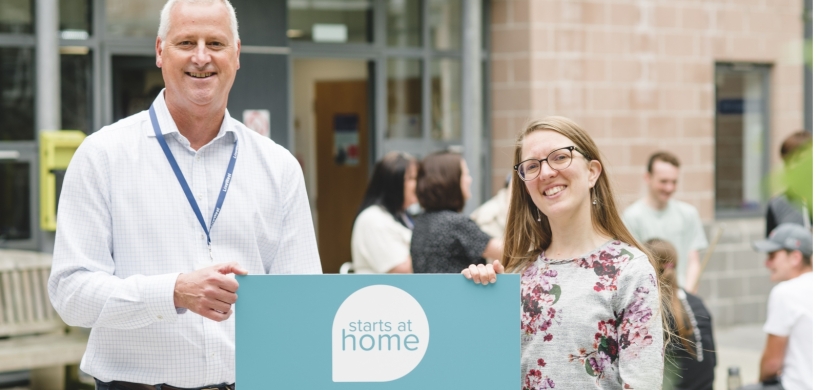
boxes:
[462,117,665,388]
[351,152,417,273]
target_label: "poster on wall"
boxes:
[243,109,270,137]
[334,113,359,166]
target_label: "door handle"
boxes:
[0,150,20,160]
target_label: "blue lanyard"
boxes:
[149,104,238,259]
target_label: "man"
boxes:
[622,152,708,292]
[48,1,321,389]
[743,223,812,390]
[765,131,812,236]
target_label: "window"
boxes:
[387,0,421,47]
[105,0,164,38]
[0,160,32,241]
[0,47,35,141]
[714,63,770,215]
[0,0,33,34]
[288,0,374,43]
[61,51,93,133]
[60,0,92,38]
[387,59,422,139]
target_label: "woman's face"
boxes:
[520,130,601,219]
[460,159,472,201]
[402,162,418,210]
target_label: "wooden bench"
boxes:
[0,249,88,390]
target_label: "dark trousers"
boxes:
[95,378,234,390]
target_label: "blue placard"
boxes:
[236,274,521,388]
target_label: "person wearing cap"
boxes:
[742,223,813,390]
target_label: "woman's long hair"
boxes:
[645,238,695,356]
[356,152,416,225]
[501,117,653,271]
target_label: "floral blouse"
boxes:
[520,241,663,389]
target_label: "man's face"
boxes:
[764,249,800,282]
[156,1,240,111]
[645,161,679,206]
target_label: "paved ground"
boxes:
[713,322,767,390]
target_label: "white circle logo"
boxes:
[331,285,430,382]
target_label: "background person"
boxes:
[462,117,663,388]
[350,151,417,273]
[645,238,716,390]
[410,151,503,273]
[470,173,511,240]
[48,1,321,389]
[766,131,812,236]
[623,152,708,292]
[741,223,813,390]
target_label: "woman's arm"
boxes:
[482,238,504,261]
[387,256,413,274]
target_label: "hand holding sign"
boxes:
[461,259,505,285]
[174,262,248,321]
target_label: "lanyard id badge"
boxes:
[149,104,238,263]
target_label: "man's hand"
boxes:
[174,262,249,321]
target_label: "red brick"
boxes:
[647,116,678,139]
[681,7,710,30]
[559,57,584,81]
[512,1,532,23]
[630,86,659,111]
[531,57,559,82]
[492,28,531,53]
[512,57,532,82]
[494,86,533,111]
[729,36,764,59]
[555,27,586,53]
[662,34,697,57]
[531,28,553,52]
[661,88,699,111]
[491,58,509,84]
[585,58,608,82]
[611,3,641,26]
[682,116,713,138]
[554,84,586,112]
[652,5,679,28]
[581,1,608,25]
[716,9,746,32]
[611,115,644,138]
[610,59,643,83]
[632,32,659,54]
[680,62,712,84]
[491,0,509,26]
[682,170,714,192]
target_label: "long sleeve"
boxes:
[48,137,180,330]
[612,255,664,389]
[268,155,322,275]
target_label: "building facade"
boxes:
[0,0,811,326]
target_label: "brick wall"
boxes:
[490,0,805,219]
[489,0,805,326]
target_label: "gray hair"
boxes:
[158,0,240,47]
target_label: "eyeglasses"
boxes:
[513,146,589,181]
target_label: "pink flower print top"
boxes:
[520,241,663,389]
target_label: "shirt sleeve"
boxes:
[453,214,491,265]
[612,253,664,389]
[763,285,795,337]
[48,137,181,329]
[354,211,409,273]
[268,154,322,275]
[687,205,709,252]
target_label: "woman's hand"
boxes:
[461,260,505,285]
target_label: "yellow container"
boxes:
[40,130,86,231]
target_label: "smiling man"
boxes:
[622,151,708,292]
[48,1,321,389]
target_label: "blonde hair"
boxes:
[502,117,652,271]
[644,238,694,356]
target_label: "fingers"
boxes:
[462,264,498,285]
[492,259,505,275]
[217,261,249,276]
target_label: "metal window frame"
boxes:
[714,62,772,220]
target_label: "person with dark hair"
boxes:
[461,117,663,388]
[622,151,708,292]
[765,131,812,236]
[644,238,716,390]
[410,152,503,273]
[740,223,813,390]
[350,152,417,273]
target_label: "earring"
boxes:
[593,198,598,205]
[537,209,541,222]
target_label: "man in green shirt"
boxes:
[623,151,708,292]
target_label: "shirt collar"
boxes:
[146,88,236,142]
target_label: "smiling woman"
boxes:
[461,117,667,389]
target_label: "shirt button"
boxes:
[157,315,163,320]
[196,155,201,161]
[201,234,205,239]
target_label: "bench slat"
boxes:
[21,269,34,322]
[41,268,54,320]
[2,272,14,324]
[31,267,46,321]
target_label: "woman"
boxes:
[350,152,417,273]
[411,152,503,273]
[645,238,716,390]
[463,117,664,388]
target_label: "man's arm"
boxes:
[268,155,322,274]
[759,334,788,381]
[684,250,701,292]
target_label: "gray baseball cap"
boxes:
[753,223,813,257]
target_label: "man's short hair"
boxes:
[780,130,812,160]
[158,0,240,47]
[647,151,680,173]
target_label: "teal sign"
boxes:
[236,274,520,388]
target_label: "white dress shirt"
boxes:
[48,91,321,387]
